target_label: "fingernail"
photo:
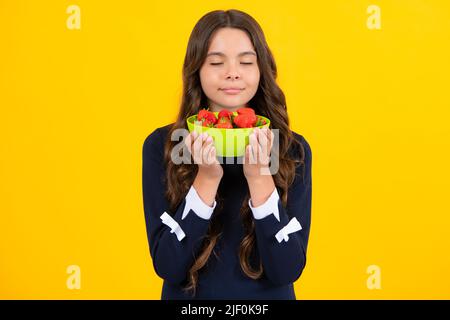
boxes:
[207,136,212,142]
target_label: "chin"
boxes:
[221,104,244,110]
[220,99,246,105]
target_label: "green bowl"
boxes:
[186,111,270,157]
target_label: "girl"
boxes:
[142,9,312,299]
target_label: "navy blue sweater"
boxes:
[142,123,312,299]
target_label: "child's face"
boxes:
[199,27,260,112]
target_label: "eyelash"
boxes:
[210,62,253,65]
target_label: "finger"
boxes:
[186,132,199,162]
[256,142,263,165]
[196,131,207,141]
[257,128,268,160]
[262,128,273,162]
[193,132,206,164]
[264,128,272,144]
[193,131,203,149]
[206,144,214,164]
[268,129,274,152]
[202,132,213,148]
[205,136,217,164]
[191,130,199,147]
[246,134,253,165]
[248,133,254,164]
[250,144,257,165]
[202,137,213,164]
[210,146,219,164]
[249,133,258,164]
[252,132,260,164]
[184,132,192,154]
[201,132,212,157]
[200,133,211,164]
[191,132,200,161]
[200,133,210,164]
[208,145,217,165]
[202,144,211,165]
[245,144,251,165]
[199,133,213,162]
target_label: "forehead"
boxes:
[207,28,256,56]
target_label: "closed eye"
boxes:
[210,62,254,65]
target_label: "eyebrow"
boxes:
[206,51,257,57]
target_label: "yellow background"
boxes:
[1,0,449,299]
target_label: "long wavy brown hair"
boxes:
[162,9,305,297]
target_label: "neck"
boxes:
[209,104,248,113]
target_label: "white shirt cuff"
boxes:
[182,185,217,220]
[248,187,280,222]
[160,211,186,241]
[275,217,302,243]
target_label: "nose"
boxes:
[226,73,240,80]
[225,64,240,80]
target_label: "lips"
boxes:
[220,87,244,94]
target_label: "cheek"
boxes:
[200,68,220,89]
[246,69,260,90]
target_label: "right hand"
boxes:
[185,131,223,179]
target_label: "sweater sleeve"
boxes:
[252,135,312,286]
[142,128,215,285]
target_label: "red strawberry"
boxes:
[218,110,233,119]
[197,108,217,127]
[215,122,233,129]
[214,109,234,128]
[217,116,232,124]
[215,114,233,128]
[233,113,257,128]
[236,107,255,115]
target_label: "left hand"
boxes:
[243,127,274,179]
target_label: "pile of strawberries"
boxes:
[196,107,267,128]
